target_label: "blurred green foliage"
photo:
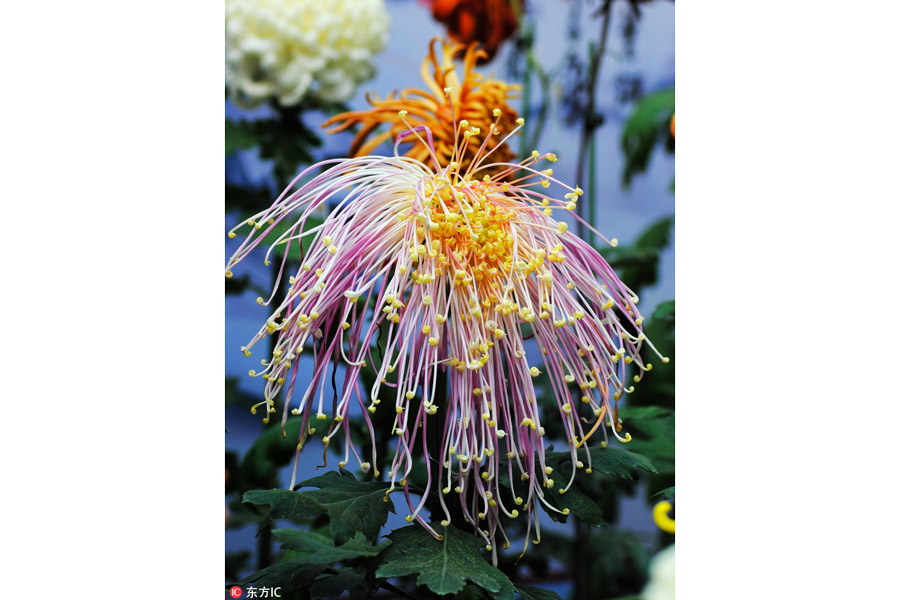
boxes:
[621,87,675,189]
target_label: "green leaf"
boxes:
[635,216,674,251]
[586,446,658,479]
[600,216,673,295]
[543,481,605,526]
[544,446,658,481]
[515,583,564,600]
[273,529,390,563]
[621,87,675,188]
[238,561,327,590]
[582,530,651,597]
[243,488,324,528]
[376,525,515,600]
[652,486,675,500]
[619,406,674,475]
[295,470,396,545]
[310,568,372,599]
[251,117,320,187]
[539,446,655,526]
[626,299,675,409]
[652,299,675,321]
[226,119,259,156]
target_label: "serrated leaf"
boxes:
[587,446,658,479]
[243,488,324,527]
[544,446,657,481]
[273,530,390,563]
[295,470,395,544]
[376,525,515,600]
[516,583,564,600]
[238,561,326,589]
[543,481,605,526]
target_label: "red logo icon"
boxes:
[229,586,243,598]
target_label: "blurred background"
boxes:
[226,1,674,597]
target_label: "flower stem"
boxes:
[574,0,612,240]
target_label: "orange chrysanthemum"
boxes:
[322,38,520,171]
[430,0,521,63]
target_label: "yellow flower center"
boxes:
[418,176,514,288]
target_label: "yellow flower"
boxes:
[322,38,520,171]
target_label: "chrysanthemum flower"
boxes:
[429,0,522,63]
[225,0,390,107]
[226,98,666,560]
[322,38,519,172]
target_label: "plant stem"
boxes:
[518,23,535,160]
[574,0,613,240]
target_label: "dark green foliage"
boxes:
[273,529,390,563]
[243,489,324,527]
[309,567,373,599]
[376,525,516,600]
[515,583,565,600]
[238,418,308,489]
[225,182,274,214]
[235,522,390,595]
[293,470,397,544]
[652,486,675,500]
[577,530,651,599]
[225,378,259,407]
[239,561,328,590]
[543,480,606,526]
[225,119,260,156]
[601,216,674,296]
[544,446,658,481]
[627,300,675,410]
[621,87,675,188]
[225,117,323,186]
[619,406,674,475]
[542,446,656,527]
[244,470,396,545]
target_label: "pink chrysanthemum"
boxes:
[226,104,666,558]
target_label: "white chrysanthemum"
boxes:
[225,0,390,107]
[643,545,675,600]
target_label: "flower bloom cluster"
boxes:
[429,0,521,63]
[323,39,519,172]
[226,52,665,560]
[643,545,675,600]
[225,0,390,107]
